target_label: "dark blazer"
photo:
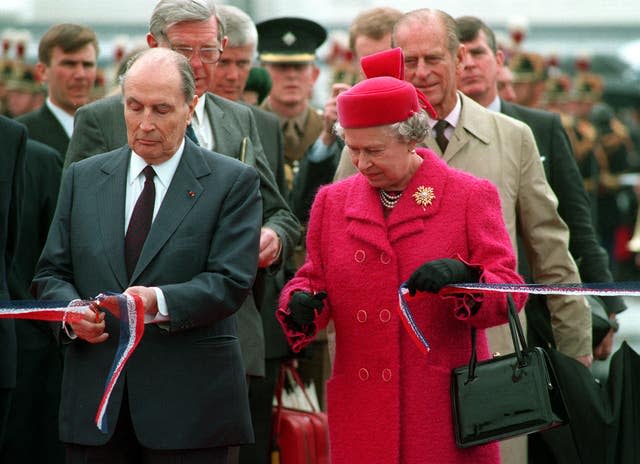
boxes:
[32,140,262,448]
[0,116,26,390]
[65,93,301,376]
[501,100,626,345]
[16,104,70,157]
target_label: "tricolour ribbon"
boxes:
[0,293,145,433]
[397,281,640,354]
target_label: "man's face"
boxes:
[264,62,319,107]
[353,32,392,80]
[497,65,517,102]
[210,44,253,101]
[394,17,464,117]
[459,30,501,104]
[123,58,197,165]
[149,17,226,97]
[38,44,97,115]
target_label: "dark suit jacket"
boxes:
[65,93,301,376]
[16,104,70,157]
[246,104,291,359]
[32,140,261,448]
[501,100,626,346]
[0,116,26,390]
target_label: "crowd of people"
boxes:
[0,1,637,463]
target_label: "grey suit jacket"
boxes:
[33,140,261,448]
[65,93,301,376]
[17,104,70,157]
[425,93,591,358]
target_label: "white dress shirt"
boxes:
[191,95,214,150]
[46,98,75,138]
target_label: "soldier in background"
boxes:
[510,51,547,108]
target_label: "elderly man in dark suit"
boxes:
[33,47,261,463]
[0,115,26,452]
[64,0,300,394]
[17,23,98,157]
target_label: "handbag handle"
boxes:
[465,294,527,383]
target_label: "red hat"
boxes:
[359,47,437,119]
[337,76,420,128]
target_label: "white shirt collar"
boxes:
[128,138,186,189]
[487,94,501,113]
[428,93,462,129]
[45,98,75,138]
[194,94,206,124]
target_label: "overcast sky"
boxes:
[1,0,640,25]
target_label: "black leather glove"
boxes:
[406,259,479,296]
[288,291,327,327]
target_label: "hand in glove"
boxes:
[288,291,328,328]
[406,258,479,296]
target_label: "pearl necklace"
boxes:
[379,189,403,209]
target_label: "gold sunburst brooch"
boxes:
[413,186,435,209]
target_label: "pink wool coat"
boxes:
[278,148,526,464]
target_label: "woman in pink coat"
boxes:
[277,75,526,464]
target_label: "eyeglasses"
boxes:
[171,45,223,64]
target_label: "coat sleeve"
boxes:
[277,186,331,352]
[515,124,592,357]
[441,179,527,329]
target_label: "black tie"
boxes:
[125,165,156,279]
[185,123,200,145]
[434,120,449,153]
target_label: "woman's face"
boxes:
[345,125,417,191]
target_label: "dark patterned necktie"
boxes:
[125,165,156,279]
[434,119,449,153]
[185,123,199,145]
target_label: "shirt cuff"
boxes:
[146,287,170,324]
[307,138,336,162]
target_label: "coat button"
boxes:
[354,249,366,263]
[356,310,368,323]
[358,368,369,381]
[379,252,391,264]
[382,368,392,382]
[379,309,391,323]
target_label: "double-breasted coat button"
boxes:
[379,309,391,323]
[354,249,366,263]
[358,368,370,381]
[382,368,392,382]
[356,310,368,323]
[379,252,391,264]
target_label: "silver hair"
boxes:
[119,48,196,104]
[149,0,225,45]
[217,5,257,53]
[334,110,430,144]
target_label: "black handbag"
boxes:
[451,294,568,448]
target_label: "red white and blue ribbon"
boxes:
[397,281,640,354]
[0,293,145,433]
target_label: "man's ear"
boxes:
[146,33,159,48]
[35,62,48,84]
[496,49,505,68]
[311,64,320,83]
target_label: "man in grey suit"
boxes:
[33,48,261,463]
[65,0,300,386]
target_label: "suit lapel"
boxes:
[96,147,129,288]
[442,94,491,165]
[131,141,208,282]
[41,105,70,153]
[205,93,236,157]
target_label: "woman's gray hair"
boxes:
[218,5,258,52]
[149,0,225,45]
[119,48,196,104]
[335,110,430,144]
